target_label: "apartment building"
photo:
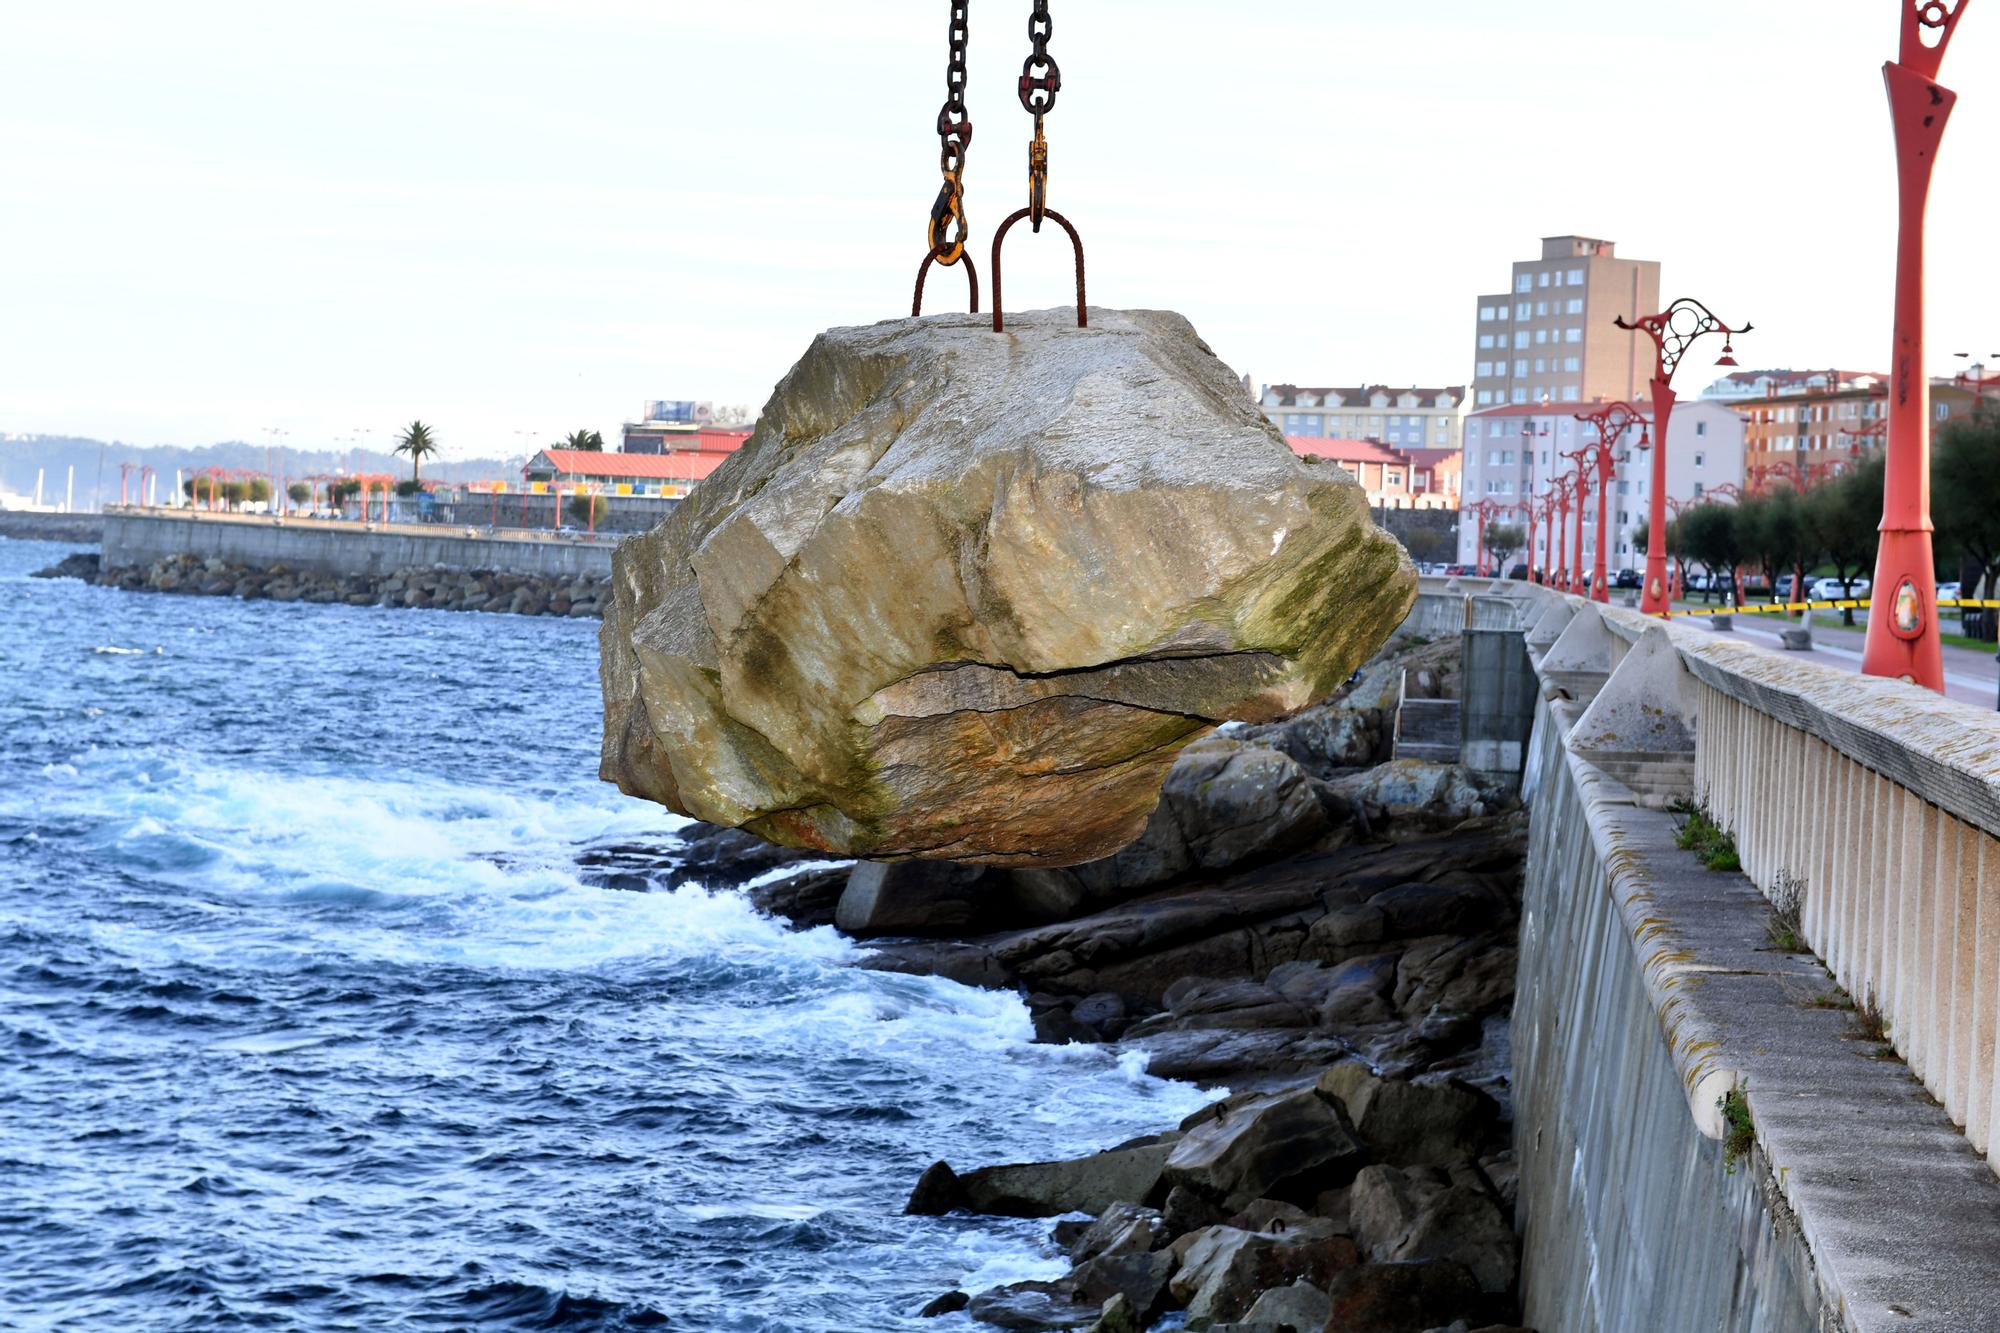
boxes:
[1469,236,1661,410]
[1699,368,1881,402]
[1456,398,1744,575]
[1259,384,1465,452]
[1724,372,1995,493]
[1285,437,1461,509]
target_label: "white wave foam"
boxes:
[679,1202,826,1223]
[26,747,867,977]
[89,645,147,655]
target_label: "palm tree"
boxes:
[562,429,605,452]
[393,420,439,484]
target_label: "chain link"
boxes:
[1018,0,1059,116]
[1016,1,1059,228]
[926,3,974,265]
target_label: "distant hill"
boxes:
[0,434,523,510]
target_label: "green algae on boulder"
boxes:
[598,307,1415,865]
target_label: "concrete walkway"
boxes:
[1668,604,1998,710]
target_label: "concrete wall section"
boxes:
[103,511,614,580]
[1517,619,2000,1331]
[1515,700,1821,1333]
[1460,627,1537,775]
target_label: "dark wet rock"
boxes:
[1327,761,1503,825]
[672,823,833,890]
[1066,1249,1175,1318]
[1162,1182,1230,1237]
[1084,1293,1143,1333]
[1224,1198,1338,1242]
[836,860,1006,937]
[948,1139,1177,1218]
[1068,1202,1170,1264]
[30,551,100,581]
[1321,1261,1484,1333]
[1170,1225,1360,1328]
[1316,1065,1496,1167]
[1349,1166,1516,1295]
[1164,1088,1364,1211]
[905,1160,968,1216]
[919,1290,971,1317]
[966,1281,1099,1331]
[743,866,849,930]
[1239,700,1386,777]
[1478,1151,1518,1214]
[861,938,1013,990]
[1237,1278,1333,1331]
[1071,992,1131,1040]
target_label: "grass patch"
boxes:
[1766,870,1807,953]
[1670,800,1742,872]
[1803,987,1854,1011]
[1849,996,1890,1044]
[1719,1086,1755,1172]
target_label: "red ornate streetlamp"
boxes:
[1561,445,1597,598]
[1549,473,1574,591]
[1617,298,1753,615]
[1862,1,1967,688]
[1573,402,1649,604]
[1465,498,1500,576]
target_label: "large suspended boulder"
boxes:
[598,307,1414,865]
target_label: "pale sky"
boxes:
[3,1,1996,462]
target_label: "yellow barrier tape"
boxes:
[1663,598,2000,618]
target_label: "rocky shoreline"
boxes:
[678,630,1535,1333]
[32,551,609,619]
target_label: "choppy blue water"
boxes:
[0,538,1213,1332]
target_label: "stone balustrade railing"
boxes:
[1509,582,2000,1173]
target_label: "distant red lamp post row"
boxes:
[1861,0,1968,690]
[1616,298,1753,615]
[1548,473,1575,592]
[1572,401,1649,604]
[1559,444,1594,598]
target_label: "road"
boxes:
[1669,604,1998,709]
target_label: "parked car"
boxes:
[1509,563,1529,580]
[1936,581,1960,602]
[1809,576,1870,600]
[1614,568,1642,589]
[1739,573,1771,596]
[1774,574,1797,601]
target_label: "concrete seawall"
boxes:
[1507,589,2000,1332]
[102,510,615,580]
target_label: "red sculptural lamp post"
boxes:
[1549,476,1572,591]
[1568,456,1584,592]
[1562,446,1594,598]
[1617,298,1752,615]
[1862,0,1966,690]
[1573,402,1649,605]
[1524,494,1541,585]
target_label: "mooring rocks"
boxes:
[599,307,1414,866]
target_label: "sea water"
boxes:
[0,538,1215,1332]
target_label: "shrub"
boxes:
[1669,800,1741,872]
[1719,1087,1755,1172]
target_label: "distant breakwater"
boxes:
[36,551,609,619]
[0,511,104,543]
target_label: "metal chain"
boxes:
[927,3,973,265]
[1018,0,1059,116]
[1018,0,1059,228]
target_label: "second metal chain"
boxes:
[927,3,974,266]
[1018,0,1059,229]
